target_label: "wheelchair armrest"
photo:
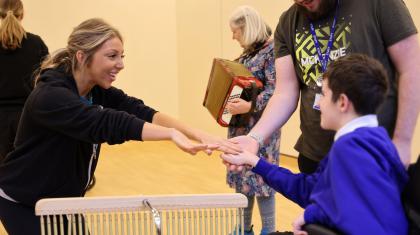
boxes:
[303,224,340,235]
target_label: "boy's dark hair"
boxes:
[323,54,388,115]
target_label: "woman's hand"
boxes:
[194,131,242,155]
[170,129,209,155]
[150,112,241,155]
[226,98,251,115]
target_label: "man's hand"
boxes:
[223,135,259,172]
[228,135,259,154]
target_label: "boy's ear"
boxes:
[338,93,351,113]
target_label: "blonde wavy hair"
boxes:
[35,18,123,84]
[229,5,271,50]
[0,0,26,50]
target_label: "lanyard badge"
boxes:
[310,0,340,110]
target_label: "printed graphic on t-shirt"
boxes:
[295,16,351,87]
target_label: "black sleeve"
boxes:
[99,87,157,123]
[38,37,49,63]
[377,0,417,47]
[29,86,145,144]
[27,36,49,90]
[274,11,292,58]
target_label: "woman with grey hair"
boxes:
[225,5,281,235]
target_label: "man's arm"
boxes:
[388,34,420,167]
[233,55,300,153]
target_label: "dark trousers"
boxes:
[298,153,320,174]
[0,196,40,235]
[0,111,21,162]
[0,196,88,235]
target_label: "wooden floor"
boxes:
[0,141,303,234]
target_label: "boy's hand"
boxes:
[221,159,245,172]
[292,214,308,235]
[220,150,260,172]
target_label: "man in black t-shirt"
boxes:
[230,0,420,174]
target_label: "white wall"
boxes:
[23,0,179,116]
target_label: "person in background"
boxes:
[229,0,420,174]
[222,54,408,235]
[226,5,281,235]
[0,0,48,162]
[0,18,240,235]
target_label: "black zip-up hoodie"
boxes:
[0,67,156,207]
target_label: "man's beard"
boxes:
[297,0,337,21]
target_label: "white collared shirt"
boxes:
[334,115,379,141]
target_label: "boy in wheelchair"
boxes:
[222,54,409,235]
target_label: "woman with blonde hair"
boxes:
[0,0,48,161]
[225,5,281,235]
[0,18,239,234]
